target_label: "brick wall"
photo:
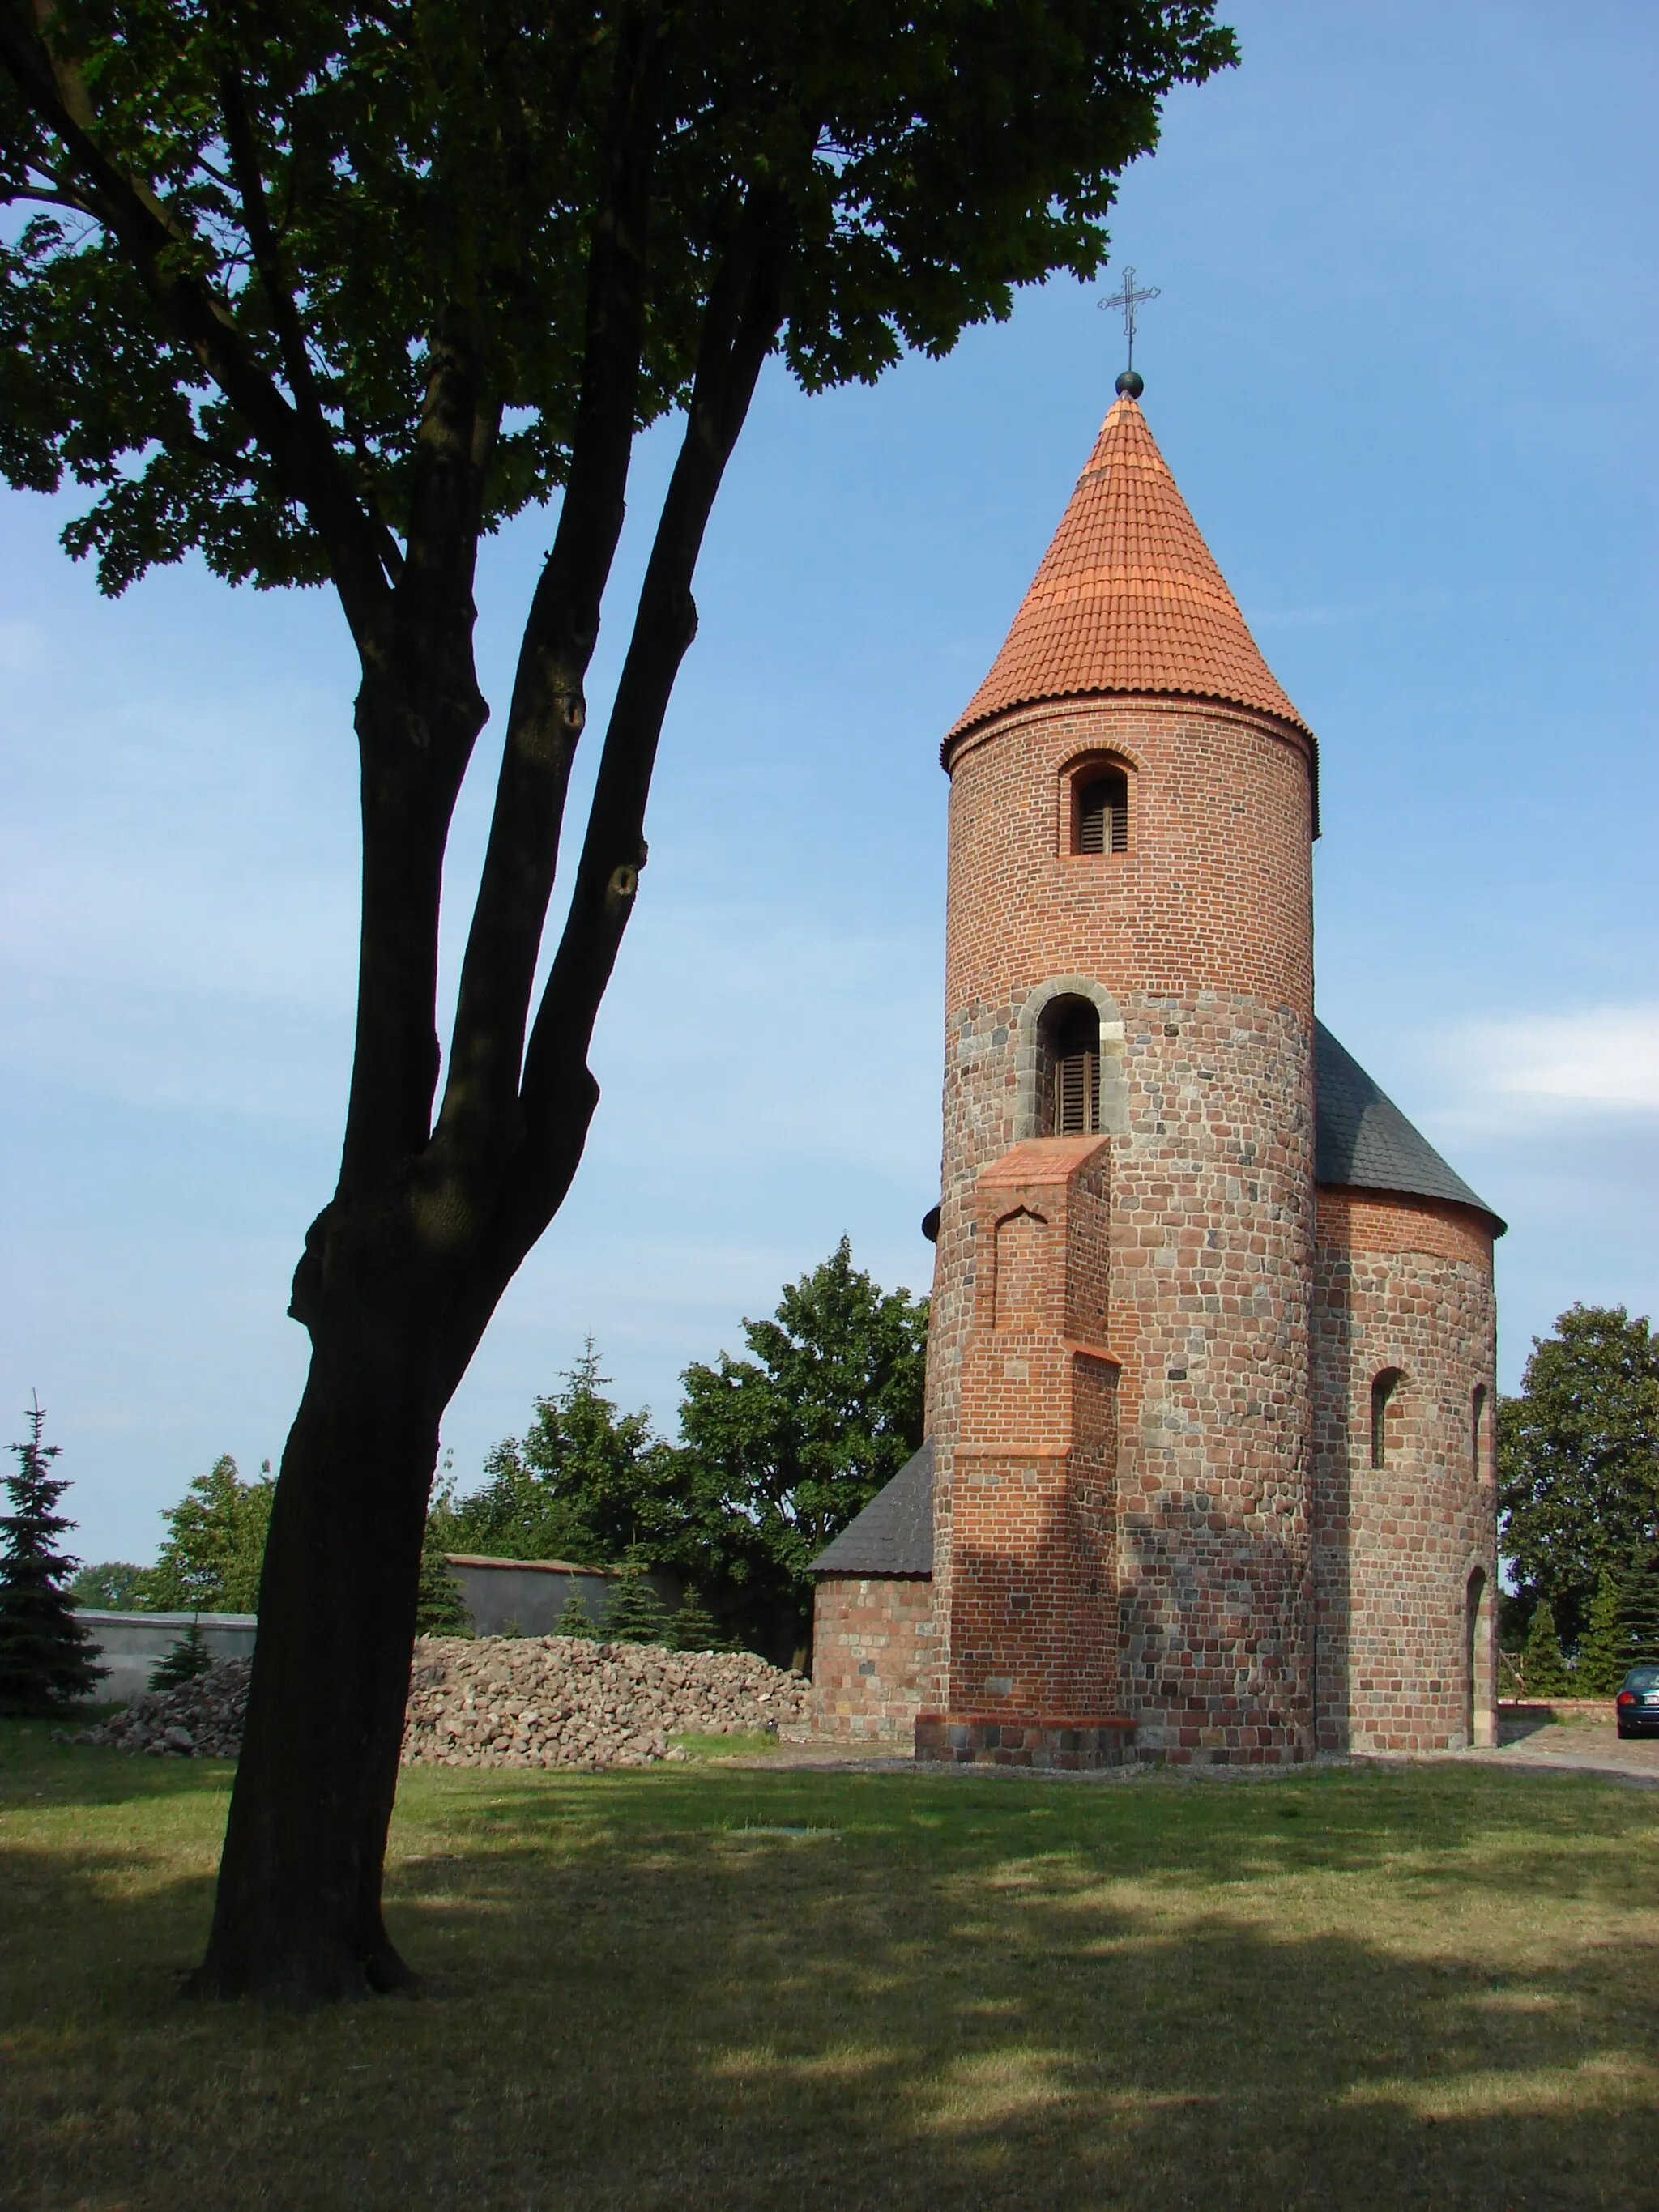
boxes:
[811,1578,938,1741]
[1311,1188,1499,1752]
[928,693,1317,1762]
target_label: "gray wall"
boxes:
[75,1609,258,1704]
[446,1558,682,1639]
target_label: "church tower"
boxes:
[922,377,1319,1764]
[808,370,1501,1767]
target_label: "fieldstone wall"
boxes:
[929,694,1317,1763]
[811,1577,937,1741]
[1312,1187,1498,1753]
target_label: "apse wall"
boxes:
[1311,1187,1499,1752]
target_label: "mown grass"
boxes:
[2,1720,1657,2211]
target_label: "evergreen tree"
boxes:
[414,1513,472,1638]
[599,1566,673,1647]
[0,1399,109,1715]
[1519,1600,1571,1698]
[670,1584,726,1653]
[149,1620,212,1691]
[1577,1566,1659,1693]
[552,1588,601,1640]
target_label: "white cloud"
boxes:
[1461,1004,1659,1113]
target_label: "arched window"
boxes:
[1370,1368,1404,1470]
[1038,996,1102,1135]
[1471,1383,1488,1481]
[1073,765,1129,855]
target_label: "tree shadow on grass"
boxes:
[3,1762,1656,2210]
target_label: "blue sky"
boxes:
[2,0,1654,1565]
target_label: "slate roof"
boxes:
[946,394,1310,750]
[809,1438,934,1577]
[1316,1021,1504,1233]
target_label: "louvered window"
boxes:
[1041,997,1102,1136]
[1057,1049,1102,1134]
[1076,769,1129,855]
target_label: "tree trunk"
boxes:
[190,1264,445,2004]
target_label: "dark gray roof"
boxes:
[1316,1021,1503,1234]
[809,1438,934,1577]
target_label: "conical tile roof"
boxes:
[947,394,1309,748]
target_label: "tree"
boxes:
[150,1620,214,1690]
[1576,1566,1659,1695]
[147,1456,275,1614]
[669,1583,724,1653]
[413,1526,471,1637]
[1499,1306,1659,1649]
[598,1561,672,1645]
[0,0,1235,2001]
[433,1346,685,1565]
[675,1238,927,1663]
[0,1399,109,1715]
[69,1562,150,1609]
[1518,1600,1570,1701]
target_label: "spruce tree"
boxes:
[1575,1572,1630,1696]
[0,1399,109,1715]
[1519,1600,1571,1699]
[414,1527,472,1638]
[670,1584,726,1653]
[149,1621,213,1691]
[599,1566,672,1647]
[552,1588,601,1640]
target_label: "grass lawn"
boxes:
[2,1722,1657,2210]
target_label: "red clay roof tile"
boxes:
[947,395,1310,746]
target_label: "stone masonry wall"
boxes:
[1312,1188,1499,1753]
[811,1578,938,1742]
[928,694,1317,1762]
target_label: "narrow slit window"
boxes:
[1371,1369,1403,1470]
[1471,1383,1488,1480]
[1076,768,1129,855]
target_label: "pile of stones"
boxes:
[72,1638,810,1768]
[403,1635,811,1768]
[75,1656,251,1759]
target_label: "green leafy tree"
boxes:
[1519,1600,1571,1700]
[149,1620,213,1690]
[0,1399,109,1715]
[434,1346,690,1564]
[675,1239,928,1664]
[0,0,1233,2000]
[1499,1306,1659,1648]
[147,1457,275,1614]
[70,1562,150,1610]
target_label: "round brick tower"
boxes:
[924,386,1319,1763]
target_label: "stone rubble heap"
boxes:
[76,1656,251,1759]
[74,1638,811,1768]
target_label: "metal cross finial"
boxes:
[1098,264,1160,371]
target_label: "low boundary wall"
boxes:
[75,1609,258,1703]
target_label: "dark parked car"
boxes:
[1615,1667,1659,1739]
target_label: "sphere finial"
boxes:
[1115,367,1145,399]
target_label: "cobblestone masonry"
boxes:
[812,1577,937,1741]
[1312,1188,1498,1752]
[812,397,1500,1768]
[930,693,1318,1764]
